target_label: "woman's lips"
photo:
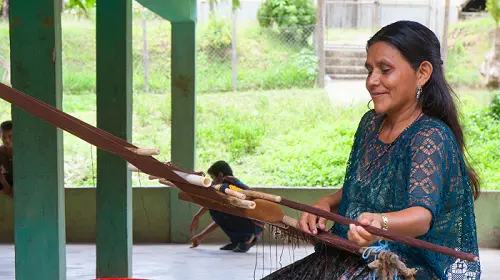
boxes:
[370,92,388,98]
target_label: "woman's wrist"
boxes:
[379,214,388,230]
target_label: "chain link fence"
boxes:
[0,9,320,187]
[132,13,319,94]
[0,11,320,96]
[197,18,318,93]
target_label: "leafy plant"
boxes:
[291,48,318,82]
[257,0,316,45]
[199,14,232,61]
[65,0,96,18]
[487,0,500,25]
[491,91,500,119]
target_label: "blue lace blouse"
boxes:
[331,110,481,279]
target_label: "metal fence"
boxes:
[134,13,318,94]
[324,0,434,46]
[198,19,317,93]
[40,12,318,96]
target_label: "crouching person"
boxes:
[189,161,264,253]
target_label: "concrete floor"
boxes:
[326,79,371,107]
[0,244,498,279]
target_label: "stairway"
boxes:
[325,45,367,80]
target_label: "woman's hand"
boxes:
[347,212,383,247]
[298,199,331,235]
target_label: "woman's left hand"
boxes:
[347,212,383,247]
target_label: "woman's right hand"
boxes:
[298,199,331,235]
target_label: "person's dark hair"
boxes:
[367,20,480,199]
[207,160,233,177]
[0,120,12,131]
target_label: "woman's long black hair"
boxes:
[367,20,480,199]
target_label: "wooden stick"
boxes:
[211,184,247,200]
[239,189,281,202]
[127,147,161,156]
[227,196,256,209]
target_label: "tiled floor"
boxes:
[0,244,496,279]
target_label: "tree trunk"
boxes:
[481,26,500,89]
[2,0,8,21]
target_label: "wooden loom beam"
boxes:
[0,82,479,264]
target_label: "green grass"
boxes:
[459,90,500,191]
[0,88,499,190]
[0,15,317,94]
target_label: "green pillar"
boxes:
[9,1,66,279]
[96,0,133,277]
[170,22,197,243]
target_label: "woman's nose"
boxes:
[366,72,380,90]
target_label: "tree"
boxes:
[480,0,500,88]
[65,0,96,18]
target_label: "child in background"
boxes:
[0,120,13,198]
[189,160,263,253]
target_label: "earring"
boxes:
[367,99,374,110]
[416,86,422,100]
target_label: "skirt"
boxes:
[261,244,434,280]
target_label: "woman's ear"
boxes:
[417,61,433,87]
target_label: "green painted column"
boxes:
[95,0,133,277]
[170,22,197,243]
[9,1,66,279]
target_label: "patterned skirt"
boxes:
[261,244,434,280]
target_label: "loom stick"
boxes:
[127,147,161,156]
[177,191,363,256]
[0,83,477,263]
[0,83,186,185]
[238,188,479,262]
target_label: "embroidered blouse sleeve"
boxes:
[406,126,447,219]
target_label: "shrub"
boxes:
[257,0,316,45]
[490,90,500,119]
[199,14,232,61]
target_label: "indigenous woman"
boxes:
[263,21,481,279]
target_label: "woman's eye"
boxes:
[381,68,391,73]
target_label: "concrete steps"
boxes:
[326,65,367,75]
[324,45,367,80]
[327,74,368,80]
[326,57,366,66]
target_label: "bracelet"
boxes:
[380,214,389,231]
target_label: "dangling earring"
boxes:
[416,86,422,100]
[367,99,374,110]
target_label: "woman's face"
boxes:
[365,41,419,115]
